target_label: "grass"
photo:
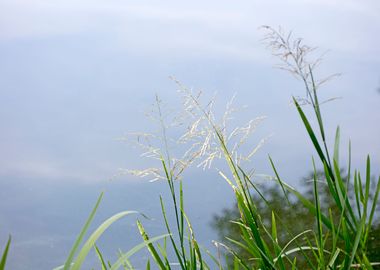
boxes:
[2,26,379,269]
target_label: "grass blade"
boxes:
[63,192,104,270]
[110,234,169,270]
[0,236,11,270]
[364,176,380,244]
[137,220,167,270]
[293,98,329,171]
[281,180,335,232]
[347,213,366,268]
[94,245,108,270]
[333,126,340,167]
[71,210,138,270]
[312,158,324,266]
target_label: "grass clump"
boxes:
[114,26,379,269]
[123,26,379,269]
[2,26,379,269]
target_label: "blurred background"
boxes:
[0,0,379,269]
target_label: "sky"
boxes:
[0,0,379,184]
[0,1,380,268]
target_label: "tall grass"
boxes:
[125,26,380,269]
[1,26,379,269]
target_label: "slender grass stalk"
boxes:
[0,236,11,270]
[62,192,104,270]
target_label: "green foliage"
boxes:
[209,26,380,269]
[52,193,167,270]
[0,236,11,270]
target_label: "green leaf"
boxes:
[159,197,185,269]
[291,257,297,270]
[327,248,341,269]
[333,126,340,167]
[354,171,362,219]
[94,245,108,270]
[293,98,328,169]
[110,234,169,270]
[63,192,104,270]
[281,180,335,232]
[0,236,11,270]
[271,212,285,269]
[347,213,366,268]
[312,158,324,266]
[137,220,167,270]
[71,210,138,270]
[364,176,380,244]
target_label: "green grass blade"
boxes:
[197,243,222,270]
[333,126,340,167]
[116,248,133,270]
[269,157,291,205]
[333,159,356,230]
[94,245,108,270]
[271,212,285,269]
[341,219,351,269]
[324,162,339,206]
[328,248,341,269]
[279,246,331,258]
[182,210,204,269]
[348,213,366,268]
[156,241,171,269]
[218,239,251,270]
[293,98,331,173]
[281,180,335,232]
[63,192,104,270]
[137,220,167,270]
[291,257,297,270]
[233,256,239,270]
[235,191,273,268]
[309,66,326,140]
[0,236,11,270]
[274,229,313,263]
[328,208,339,256]
[180,181,184,249]
[110,234,169,270]
[312,158,324,266]
[71,210,138,270]
[347,140,352,185]
[271,211,277,244]
[364,156,371,218]
[159,196,186,269]
[226,235,257,257]
[364,176,380,244]
[354,171,362,219]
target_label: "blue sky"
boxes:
[0,0,379,184]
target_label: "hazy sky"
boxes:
[0,0,379,184]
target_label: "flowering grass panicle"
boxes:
[122,76,267,182]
